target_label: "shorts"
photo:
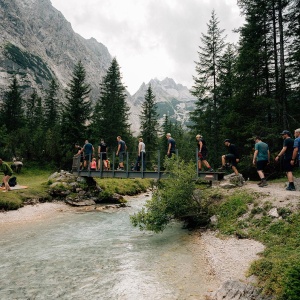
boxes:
[119,152,125,162]
[225,154,237,166]
[283,159,294,172]
[99,153,107,160]
[256,160,268,171]
[167,151,176,158]
[198,151,207,161]
[84,154,92,161]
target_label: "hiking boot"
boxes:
[207,168,214,172]
[218,166,226,171]
[257,180,262,186]
[286,185,296,191]
[258,181,268,187]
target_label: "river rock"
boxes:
[268,208,279,218]
[212,280,274,300]
[65,199,96,206]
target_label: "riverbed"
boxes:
[0,194,264,300]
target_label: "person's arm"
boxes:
[199,140,203,152]
[98,145,101,157]
[116,143,120,155]
[291,147,298,165]
[275,146,287,161]
[138,143,142,156]
[252,149,258,165]
[167,141,171,154]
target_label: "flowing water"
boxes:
[0,195,216,300]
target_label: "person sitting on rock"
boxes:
[0,158,13,192]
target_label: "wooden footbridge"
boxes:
[72,150,225,183]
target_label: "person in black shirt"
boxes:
[196,134,213,172]
[98,139,108,170]
[219,139,240,175]
[275,130,296,191]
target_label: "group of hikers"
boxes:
[73,129,300,192]
[1,129,299,192]
[196,129,300,191]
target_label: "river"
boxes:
[0,194,218,300]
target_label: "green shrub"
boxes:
[281,264,300,300]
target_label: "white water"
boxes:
[0,196,214,299]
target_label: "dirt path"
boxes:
[243,179,300,210]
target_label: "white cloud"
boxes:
[50,0,244,94]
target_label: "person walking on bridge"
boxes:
[196,134,213,172]
[134,138,146,171]
[116,136,127,170]
[166,133,176,158]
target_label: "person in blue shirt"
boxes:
[252,136,270,187]
[79,140,94,170]
[291,128,300,168]
[166,133,176,158]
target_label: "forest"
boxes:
[0,0,299,174]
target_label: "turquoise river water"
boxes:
[0,195,216,300]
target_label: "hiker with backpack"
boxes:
[0,158,13,192]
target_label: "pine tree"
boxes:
[190,10,226,160]
[0,76,24,132]
[44,78,60,129]
[90,57,130,150]
[62,61,91,150]
[139,85,159,155]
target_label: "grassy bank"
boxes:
[207,188,300,300]
[0,166,152,211]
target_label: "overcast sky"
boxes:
[50,0,244,95]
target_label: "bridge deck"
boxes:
[72,169,225,181]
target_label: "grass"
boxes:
[0,165,152,210]
[95,178,152,196]
[208,188,300,299]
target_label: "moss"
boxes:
[4,43,53,82]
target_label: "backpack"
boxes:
[8,176,17,187]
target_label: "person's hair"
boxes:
[196,134,202,138]
[254,136,261,141]
[117,136,121,139]
[295,128,300,133]
[166,133,171,136]
[139,138,143,142]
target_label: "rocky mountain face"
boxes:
[130,78,197,130]
[0,0,112,99]
[0,0,196,135]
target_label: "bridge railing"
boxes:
[72,150,179,173]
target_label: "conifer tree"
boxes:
[190,10,226,160]
[44,78,60,129]
[24,90,44,160]
[0,76,24,132]
[139,85,159,155]
[90,57,130,150]
[62,61,91,150]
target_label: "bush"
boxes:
[281,264,300,300]
[130,157,209,232]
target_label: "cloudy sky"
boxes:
[50,0,244,95]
